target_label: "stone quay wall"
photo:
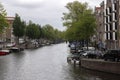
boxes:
[81,59,120,74]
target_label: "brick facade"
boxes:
[95,0,120,49]
[0,17,14,43]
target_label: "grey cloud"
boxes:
[1,0,45,9]
[1,0,104,31]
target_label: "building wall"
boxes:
[0,17,14,43]
[6,17,15,42]
[95,1,105,49]
[81,59,120,75]
[95,7,101,42]
[95,0,120,49]
[104,0,119,49]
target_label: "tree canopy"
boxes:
[0,3,8,32]
[62,1,96,42]
[12,14,26,38]
[25,21,40,39]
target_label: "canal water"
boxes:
[0,43,120,80]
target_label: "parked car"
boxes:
[81,50,96,58]
[82,47,95,51]
[81,50,103,59]
[103,49,120,62]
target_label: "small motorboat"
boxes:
[10,47,20,52]
[9,47,24,52]
[0,50,10,55]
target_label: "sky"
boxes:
[1,0,104,31]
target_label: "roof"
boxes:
[6,17,15,21]
[95,7,101,10]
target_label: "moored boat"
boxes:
[10,47,24,52]
[0,50,10,55]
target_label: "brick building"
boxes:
[95,0,120,49]
[95,1,105,45]
[0,17,14,43]
[94,1,105,49]
[104,0,119,49]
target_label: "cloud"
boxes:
[0,0,104,31]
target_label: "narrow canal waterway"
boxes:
[0,43,120,80]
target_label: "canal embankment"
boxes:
[81,58,120,74]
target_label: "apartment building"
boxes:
[104,0,119,49]
[95,1,105,49]
[95,0,120,49]
[0,17,14,43]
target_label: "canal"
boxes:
[0,43,120,80]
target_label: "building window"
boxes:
[108,32,110,40]
[114,3,117,10]
[107,8,110,15]
[112,13,115,21]
[110,32,113,40]
[108,24,110,31]
[110,23,112,31]
[106,9,108,15]
[115,32,117,40]
[115,13,117,20]
[104,17,106,23]
[104,10,106,16]
[113,22,115,30]
[115,22,117,30]
[109,7,112,13]
[106,24,108,31]
[109,15,112,21]
[105,25,106,31]
[106,16,108,23]
[112,3,115,11]
[108,16,110,22]
[106,33,108,40]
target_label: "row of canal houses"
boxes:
[95,0,120,49]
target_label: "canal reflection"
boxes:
[0,43,120,80]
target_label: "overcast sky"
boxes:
[1,0,104,31]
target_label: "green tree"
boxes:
[62,1,96,45]
[0,3,8,32]
[62,1,88,27]
[37,25,42,39]
[12,14,26,43]
[42,24,55,40]
[41,24,64,43]
[25,21,40,39]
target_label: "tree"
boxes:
[12,14,26,44]
[62,1,96,45]
[37,25,42,39]
[0,3,8,32]
[41,24,64,43]
[42,24,55,40]
[74,13,96,47]
[25,21,40,40]
[62,1,88,27]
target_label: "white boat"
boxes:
[0,49,10,55]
